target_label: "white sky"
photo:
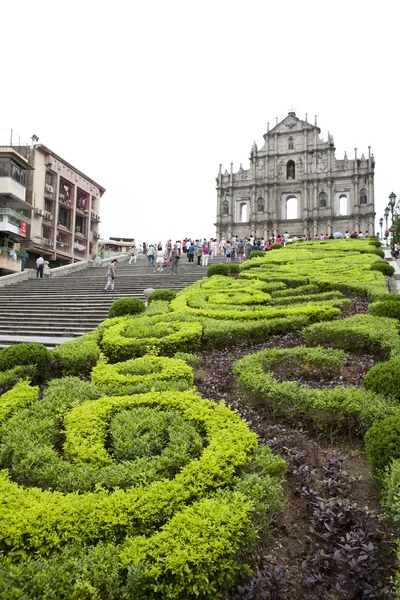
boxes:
[1,0,399,244]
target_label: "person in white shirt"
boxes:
[36,255,44,279]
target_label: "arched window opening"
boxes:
[240,202,248,223]
[287,160,295,180]
[319,192,327,208]
[286,196,298,219]
[288,137,294,150]
[360,189,368,205]
[222,200,229,215]
[257,197,264,212]
[339,194,348,216]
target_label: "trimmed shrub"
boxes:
[363,357,400,401]
[233,348,398,435]
[173,352,201,368]
[302,314,400,359]
[365,415,400,474]
[100,317,203,363]
[271,243,283,250]
[52,332,100,377]
[0,385,284,598]
[146,300,171,316]
[108,297,145,318]
[91,355,194,395]
[148,289,177,304]
[0,343,52,384]
[0,382,39,423]
[370,261,395,277]
[368,300,400,321]
[0,365,37,394]
[207,263,240,277]
[248,251,265,259]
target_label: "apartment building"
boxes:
[0,146,33,274]
[15,144,106,268]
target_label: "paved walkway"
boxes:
[0,335,75,348]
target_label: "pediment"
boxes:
[267,114,319,136]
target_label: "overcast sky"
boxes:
[1,0,398,244]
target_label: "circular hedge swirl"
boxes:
[91,355,194,395]
[99,316,203,363]
[0,378,285,598]
[233,346,400,434]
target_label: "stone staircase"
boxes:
[0,256,223,348]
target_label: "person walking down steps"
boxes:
[104,259,118,292]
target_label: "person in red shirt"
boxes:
[275,234,283,244]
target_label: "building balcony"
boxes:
[57,223,71,232]
[58,196,72,208]
[74,230,87,240]
[0,176,31,209]
[56,242,71,254]
[0,207,31,238]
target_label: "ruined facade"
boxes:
[215,112,375,240]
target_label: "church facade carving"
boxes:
[215,112,375,239]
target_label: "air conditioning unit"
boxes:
[48,214,53,221]
[35,208,43,216]
[45,184,54,193]
[96,215,100,221]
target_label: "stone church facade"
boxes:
[215,112,375,240]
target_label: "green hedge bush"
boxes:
[0,343,52,384]
[0,383,285,598]
[0,365,37,394]
[247,251,265,259]
[109,297,145,318]
[302,314,400,359]
[363,357,400,401]
[233,347,398,435]
[207,263,240,277]
[0,382,39,423]
[368,300,400,321]
[91,355,194,395]
[148,289,177,304]
[100,317,203,363]
[52,332,100,377]
[370,261,395,277]
[365,415,400,474]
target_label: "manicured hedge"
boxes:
[368,299,400,321]
[302,314,400,359]
[0,364,37,394]
[109,297,145,318]
[365,415,400,475]
[148,289,177,304]
[363,357,400,401]
[207,263,240,277]
[233,347,398,435]
[370,261,395,277]
[0,380,285,598]
[91,355,194,395]
[0,342,52,383]
[52,331,101,377]
[100,317,203,363]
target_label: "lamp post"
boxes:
[384,206,390,246]
[388,192,397,254]
[379,217,383,241]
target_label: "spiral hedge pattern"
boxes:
[0,376,285,598]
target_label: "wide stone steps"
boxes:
[0,257,223,346]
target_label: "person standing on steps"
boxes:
[36,255,44,279]
[187,242,195,263]
[147,244,155,266]
[104,259,118,292]
[171,243,180,274]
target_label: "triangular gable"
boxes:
[266,114,319,136]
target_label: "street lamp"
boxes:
[388,192,397,253]
[384,206,390,246]
[379,217,383,241]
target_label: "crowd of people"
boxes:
[104,231,381,290]
[124,230,375,273]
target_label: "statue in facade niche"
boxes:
[257,198,264,212]
[223,201,229,215]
